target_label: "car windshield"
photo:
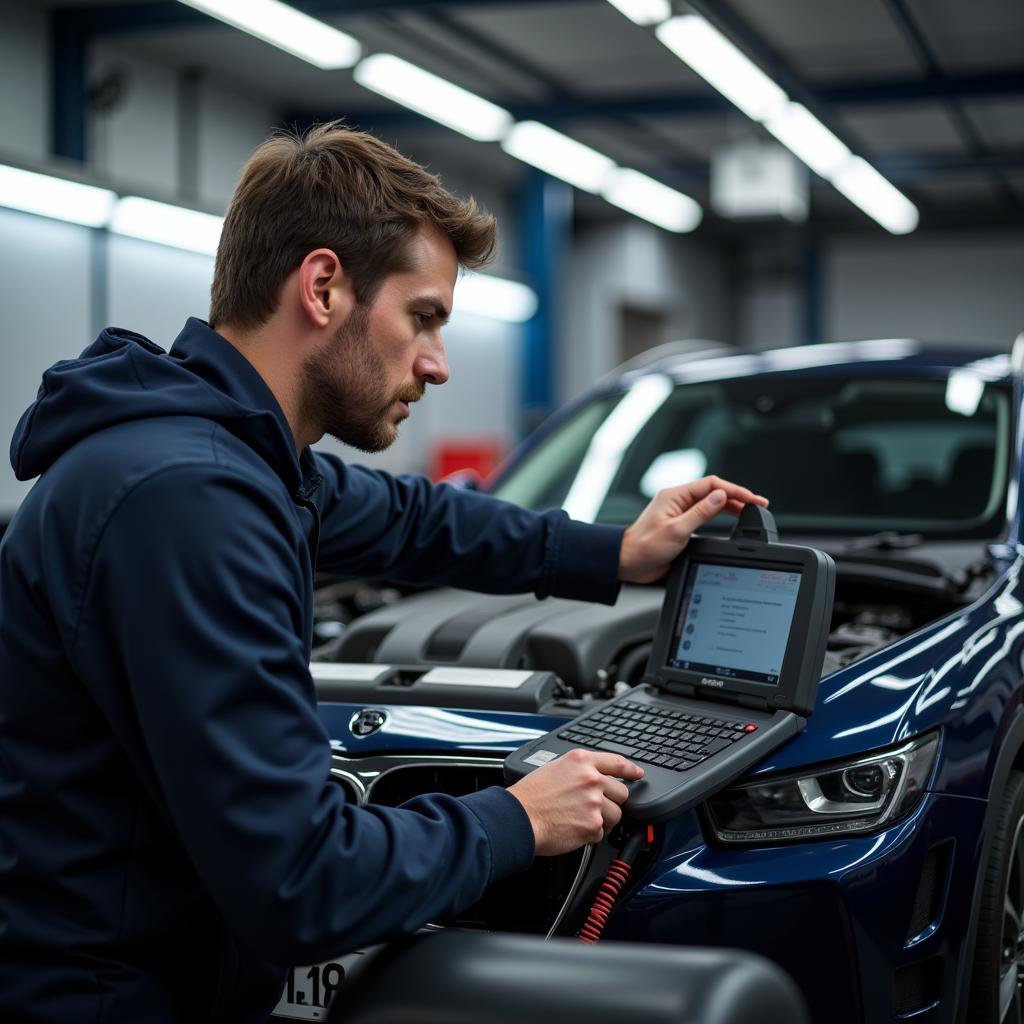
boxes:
[492,372,1011,538]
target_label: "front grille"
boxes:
[367,763,584,934]
[368,764,505,804]
[329,771,362,807]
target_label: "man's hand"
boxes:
[507,749,644,856]
[619,475,769,584]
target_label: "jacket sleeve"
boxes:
[71,463,535,965]
[312,453,624,605]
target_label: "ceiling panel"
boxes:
[838,105,967,154]
[36,0,1024,232]
[568,117,695,172]
[379,12,549,101]
[964,98,1024,149]
[912,175,1002,206]
[728,0,920,81]
[634,114,751,161]
[106,19,382,112]
[452,1,696,95]
[905,0,1024,71]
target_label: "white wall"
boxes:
[0,0,48,165]
[734,230,1024,351]
[0,11,525,517]
[0,218,523,515]
[106,236,215,341]
[0,208,93,513]
[562,220,731,402]
[826,232,1024,346]
[736,280,802,349]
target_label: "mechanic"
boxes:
[0,122,766,1023]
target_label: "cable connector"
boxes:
[577,827,653,944]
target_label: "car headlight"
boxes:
[704,732,939,845]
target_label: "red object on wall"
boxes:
[432,438,506,483]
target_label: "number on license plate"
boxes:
[272,951,366,1021]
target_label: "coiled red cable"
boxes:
[577,857,633,943]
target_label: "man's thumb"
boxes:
[680,488,726,530]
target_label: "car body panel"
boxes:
[314,339,1024,1023]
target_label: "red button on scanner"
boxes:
[743,724,758,733]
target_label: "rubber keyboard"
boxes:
[557,699,759,772]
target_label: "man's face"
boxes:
[300,225,456,452]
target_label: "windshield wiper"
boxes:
[828,531,992,596]
[832,531,924,555]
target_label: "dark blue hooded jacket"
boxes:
[0,318,624,1023]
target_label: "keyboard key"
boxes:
[596,740,641,758]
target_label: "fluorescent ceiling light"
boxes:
[605,0,671,25]
[0,164,115,227]
[656,13,917,234]
[111,197,223,255]
[656,15,788,122]
[831,157,919,235]
[454,273,538,323]
[602,168,703,232]
[177,0,360,69]
[502,121,616,194]
[764,102,850,179]
[354,54,512,143]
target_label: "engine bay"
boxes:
[311,540,996,938]
[316,541,991,702]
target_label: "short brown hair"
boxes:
[209,121,497,330]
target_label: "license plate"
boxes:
[271,950,368,1021]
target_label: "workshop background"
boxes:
[0,0,1022,520]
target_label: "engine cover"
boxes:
[330,586,665,694]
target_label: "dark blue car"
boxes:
[283,338,1023,1024]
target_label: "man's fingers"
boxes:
[601,775,631,805]
[670,489,728,538]
[601,797,624,833]
[676,476,767,510]
[705,476,768,507]
[586,752,644,780]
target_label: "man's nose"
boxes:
[415,334,450,386]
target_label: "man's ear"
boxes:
[297,248,355,328]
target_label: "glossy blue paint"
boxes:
[316,341,1024,1023]
[317,702,559,756]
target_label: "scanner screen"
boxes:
[668,563,802,685]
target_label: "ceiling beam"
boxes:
[315,68,1024,132]
[51,0,593,35]
[648,150,1024,189]
[48,0,591,160]
[878,0,1020,208]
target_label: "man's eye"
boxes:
[414,312,432,327]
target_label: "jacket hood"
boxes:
[10,318,306,490]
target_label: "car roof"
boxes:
[615,339,1012,388]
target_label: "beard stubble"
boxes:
[299,305,424,453]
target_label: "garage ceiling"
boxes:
[41,0,1024,233]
